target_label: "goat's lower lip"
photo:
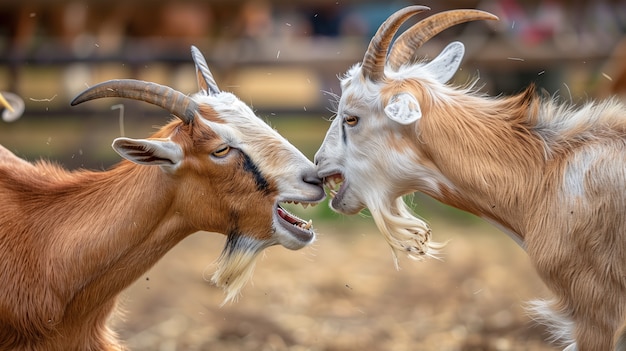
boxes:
[275,205,315,243]
[323,173,348,207]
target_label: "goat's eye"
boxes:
[212,145,231,158]
[344,115,359,126]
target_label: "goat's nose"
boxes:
[302,168,323,186]
[313,154,322,166]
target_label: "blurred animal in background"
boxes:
[315,5,626,351]
[0,91,24,122]
[0,46,324,351]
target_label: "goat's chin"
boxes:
[273,226,315,250]
[209,235,270,305]
[329,198,364,215]
[329,189,365,215]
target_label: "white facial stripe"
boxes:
[194,92,322,204]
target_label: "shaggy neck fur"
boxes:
[408,83,626,244]
[415,85,544,240]
[407,83,626,349]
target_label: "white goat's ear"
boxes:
[424,41,465,83]
[384,93,422,125]
[112,137,183,167]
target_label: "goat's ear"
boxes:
[112,137,183,167]
[424,41,465,83]
[384,92,422,125]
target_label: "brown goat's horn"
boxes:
[191,45,220,95]
[361,5,430,82]
[388,9,498,70]
[70,79,198,124]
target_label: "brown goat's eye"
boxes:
[344,115,359,126]
[212,145,230,158]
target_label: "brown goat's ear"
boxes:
[112,137,183,167]
[384,93,422,125]
[423,41,465,83]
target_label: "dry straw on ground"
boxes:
[119,219,554,351]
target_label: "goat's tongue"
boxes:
[277,205,312,230]
[277,206,297,225]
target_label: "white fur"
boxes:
[423,41,465,84]
[527,299,576,347]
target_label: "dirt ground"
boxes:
[116,216,557,351]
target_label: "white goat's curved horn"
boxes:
[388,9,498,70]
[70,79,199,124]
[361,5,430,82]
[190,45,220,95]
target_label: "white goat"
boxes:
[0,46,325,351]
[315,6,626,351]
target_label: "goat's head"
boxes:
[315,6,497,262]
[71,46,325,302]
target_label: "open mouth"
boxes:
[275,201,316,243]
[323,173,346,201]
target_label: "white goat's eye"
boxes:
[344,115,359,126]
[212,145,230,158]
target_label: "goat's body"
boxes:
[0,153,190,350]
[418,88,626,349]
[315,13,626,347]
[528,100,626,350]
[1,46,325,350]
[315,6,626,350]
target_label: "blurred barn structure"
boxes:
[0,0,624,117]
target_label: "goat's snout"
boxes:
[313,154,321,166]
[313,154,328,176]
[300,167,326,202]
[302,168,323,186]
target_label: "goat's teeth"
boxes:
[330,190,337,197]
[328,179,336,189]
[304,220,312,230]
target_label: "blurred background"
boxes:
[0,0,625,350]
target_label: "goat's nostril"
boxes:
[302,170,323,186]
[313,154,323,166]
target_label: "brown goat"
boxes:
[0,46,324,351]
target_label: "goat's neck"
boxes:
[417,90,546,242]
[35,161,192,322]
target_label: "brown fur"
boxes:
[0,118,279,350]
[405,84,626,350]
